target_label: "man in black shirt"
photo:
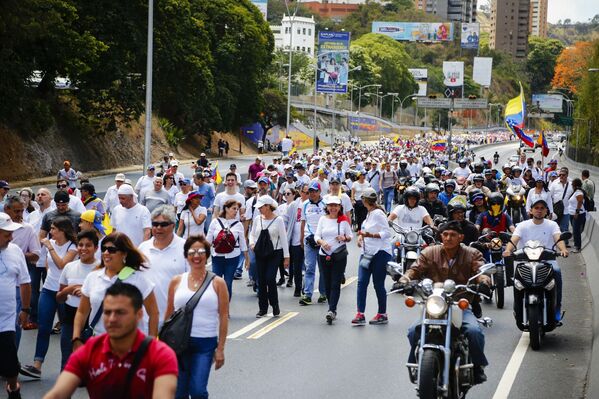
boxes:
[39,191,81,241]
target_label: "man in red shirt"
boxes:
[248,156,265,181]
[43,283,177,399]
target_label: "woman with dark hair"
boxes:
[286,185,308,295]
[569,178,587,253]
[19,187,40,225]
[20,216,77,379]
[163,174,179,204]
[526,176,553,218]
[70,232,159,352]
[206,199,248,300]
[351,172,371,231]
[165,235,229,399]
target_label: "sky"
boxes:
[547,0,599,23]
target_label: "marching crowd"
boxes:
[0,130,594,398]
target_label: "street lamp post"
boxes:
[357,84,382,113]
[143,0,154,170]
[284,2,300,140]
[397,94,416,126]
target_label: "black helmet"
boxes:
[472,174,484,183]
[444,179,456,190]
[458,158,467,166]
[487,192,504,207]
[423,173,435,184]
[469,188,485,204]
[473,162,484,173]
[404,186,421,205]
[447,201,467,216]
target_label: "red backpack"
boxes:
[213,219,239,254]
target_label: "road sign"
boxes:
[453,98,488,109]
[417,98,452,109]
[528,112,555,119]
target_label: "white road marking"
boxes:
[247,312,299,339]
[227,315,273,339]
[492,332,529,399]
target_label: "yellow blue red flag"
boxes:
[431,140,447,151]
[505,82,533,147]
[537,131,549,157]
[212,161,222,185]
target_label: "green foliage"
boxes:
[527,37,565,94]
[576,40,599,148]
[548,18,599,46]
[159,117,185,146]
[258,88,288,141]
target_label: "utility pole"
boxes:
[143,0,154,170]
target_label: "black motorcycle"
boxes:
[389,224,436,277]
[387,261,495,399]
[506,232,571,350]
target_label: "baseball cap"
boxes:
[168,152,174,157]
[362,188,377,200]
[147,164,155,170]
[330,177,341,184]
[258,176,270,184]
[186,191,203,203]
[180,178,191,185]
[171,160,179,167]
[230,164,237,168]
[324,195,341,205]
[117,185,135,196]
[200,153,206,157]
[81,210,106,235]
[243,180,258,189]
[0,180,9,189]
[115,173,126,181]
[0,212,21,231]
[308,181,321,191]
[54,191,70,204]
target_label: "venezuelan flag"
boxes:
[431,140,447,151]
[505,82,533,147]
[212,161,222,185]
[537,131,549,157]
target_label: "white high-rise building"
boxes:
[270,15,316,55]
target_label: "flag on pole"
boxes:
[431,140,447,151]
[537,131,550,157]
[504,82,534,147]
[212,161,222,185]
[289,147,297,156]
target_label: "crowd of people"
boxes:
[0,129,594,398]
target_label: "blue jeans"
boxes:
[557,214,570,243]
[356,251,391,314]
[570,214,586,249]
[15,287,21,349]
[204,211,213,235]
[212,255,239,300]
[234,254,244,276]
[176,336,218,399]
[303,240,325,298]
[383,187,395,213]
[248,249,256,282]
[34,288,64,363]
[407,309,488,367]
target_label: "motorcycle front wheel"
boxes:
[419,349,443,399]
[528,305,542,350]
[494,268,505,309]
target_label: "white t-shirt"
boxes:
[453,167,471,178]
[180,206,208,238]
[59,259,100,307]
[206,217,248,259]
[43,240,76,291]
[213,192,246,220]
[391,205,429,231]
[111,203,152,246]
[135,175,155,194]
[568,189,586,216]
[301,199,326,235]
[315,217,353,256]
[352,181,371,201]
[361,209,392,255]
[513,219,560,249]
[281,138,294,152]
[0,243,31,332]
[139,235,188,324]
[81,268,154,334]
[174,191,190,214]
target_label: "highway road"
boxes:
[15,141,593,398]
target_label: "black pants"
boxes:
[354,200,367,229]
[28,263,46,323]
[256,249,282,312]
[320,255,347,313]
[0,331,18,378]
[289,245,304,289]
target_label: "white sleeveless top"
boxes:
[173,272,219,338]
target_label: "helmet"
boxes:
[458,158,467,166]
[512,166,522,175]
[473,162,484,173]
[425,183,440,195]
[502,163,512,172]
[403,186,421,206]
[400,160,408,167]
[447,200,467,216]
[444,179,456,190]
[487,193,505,216]
[472,174,484,183]
[483,169,493,176]
[534,175,545,183]
[423,173,435,184]
[469,188,485,204]
[421,167,432,176]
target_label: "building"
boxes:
[270,15,316,55]
[413,0,478,23]
[529,0,548,37]
[489,0,530,58]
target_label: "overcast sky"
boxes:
[547,0,599,23]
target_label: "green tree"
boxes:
[527,37,564,93]
[258,88,287,142]
[576,40,599,148]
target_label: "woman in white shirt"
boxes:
[174,179,192,217]
[351,172,371,232]
[353,188,392,326]
[249,195,289,318]
[569,178,587,252]
[286,186,308,295]
[526,176,553,217]
[315,195,353,324]
[206,199,249,300]
[177,191,207,238]
[163,174,179,205]
[165,236,229,399]
[20,216,77,379]
[56,230,99,369]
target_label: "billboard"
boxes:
[532,94,564,112]
[349,116,393,134]
[250,0,267,20]
[316,31,351,94]
[443,61,464,87]
[372,22,454,42]
[408,68,428,96]
[461,23,479,49]
[473,57,493,87]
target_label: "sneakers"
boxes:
[19,365,41,380]
[277,277,286,286]
[369,313,389,325]
[6,386,21,399]
[351,312,366,325]
[299,295,312,306]
[317,294,327,303]
[256,310,267,318]
[233,272,243,280]
[286,279,293,288]
[51,321,61,335]
[246,279,255,287]
[273,305,281,317]
[325,311,336,324]
[572,248,581,253]
[473,366,487,384]
[293,288,302,297]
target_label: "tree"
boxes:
[258,88,287,142]
[527,37,564,93]
[552,42,593,94]
[576,40,599,148]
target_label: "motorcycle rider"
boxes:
[510,166,528,188]
[397,160,411,178]
[447,197,479,245]
[468,189,487,224]
[388,186,434,230]
[493,151,500,165]
[438,180,457,206]
[466,174,492,197]
[503,198,568,321]
[475,193,516,234]
[453,159,471,179]
[397,221,491,384]
[499,164,513,191]
[418,183,447,219]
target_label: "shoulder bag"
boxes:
[553,182,569,218]
[324,220,348,263]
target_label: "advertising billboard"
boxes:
[316,31,351,94]
[532,94,564,112]
[443,61,464,87]
[408,68,428,96]
[250,0,267,20]
[473,57,493,87]
[461,23,480,49]
[349,116,393,134]
[372,22,454,42]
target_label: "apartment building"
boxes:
[490,0,530,58]
[529,0,548,37]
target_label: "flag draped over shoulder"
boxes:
[212,161,222,185]
[505,82,533,147]
[537,131,550,157]
[431,140,447,151]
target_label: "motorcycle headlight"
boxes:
[426,295,447,318]
[406,231,419,245]
[523,245,543,261]
[514,195,521,201]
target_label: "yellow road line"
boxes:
[227,316,273,339]
[247,312,299,339]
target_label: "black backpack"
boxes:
[254,217,278,259]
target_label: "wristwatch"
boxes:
[21,308,31,315]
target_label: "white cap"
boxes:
[115,173,126,181]
[200,153,206,157]
[324,195,341,205]
[117,185,135,196]
[0,213,21,232]
[168,152,174,157]
[254,195,278,210]
[171,160,179,166]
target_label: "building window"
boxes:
[297,28,300,35]
[297,46,300,51]
[303,28,306,35]
[308,29,312,35]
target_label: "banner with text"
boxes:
[408,68,428,96]
[443,61,464,88]
[460,23,480,49]
[372,21,453,42]
[316,31,351,94]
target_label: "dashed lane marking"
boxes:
[492,332,529,399]
[247,312,299,339]
[227,315,273,339]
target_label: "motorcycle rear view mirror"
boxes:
[479,263,497,275]
[552,231,573,250]
[499,232,512,243]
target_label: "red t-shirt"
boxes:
[65,330,178,399]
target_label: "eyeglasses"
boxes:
[285,192,293,196]
[58,184,68,188]
[152,221,173,228]
[101,245,120,254]
[187,248,206,257]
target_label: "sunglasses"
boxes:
[187,248,207,257]
[101,246,121,254]
[58,184,68,188]
[285,192,293,196]
[152,221,173,228]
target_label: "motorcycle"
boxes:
[395,176,412,205]
[386,262,495,398]
[389,224,436,277]
[493,155,499,165]
[505,184,526,224]
[505,232,571,350]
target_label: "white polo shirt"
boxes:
[111,203,152,246]
[0,243,31,332]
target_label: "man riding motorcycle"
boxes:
[468,189,487,224]
[475,192,516,234]
[438,179,457,206]
[493,151,499,165]
[419,183,447,218]
[483,169,499,193]
[447,197,479,245]
[397,221,491,384]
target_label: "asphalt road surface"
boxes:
[16,141,592,398]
